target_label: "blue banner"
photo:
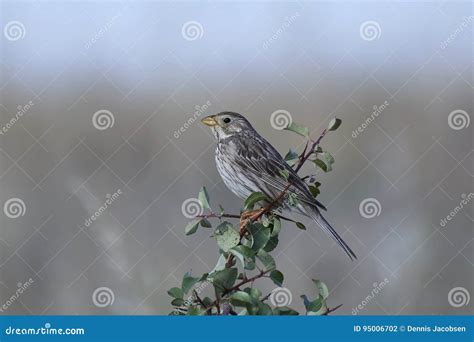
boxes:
[0,316,471,341]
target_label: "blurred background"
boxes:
[0,0,472,315]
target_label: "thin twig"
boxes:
[323,304,343,315]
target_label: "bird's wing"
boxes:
[233,133,327,211]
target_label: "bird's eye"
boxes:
[223,117,231,124]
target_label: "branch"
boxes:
[294,128,328,173]
[222,269,271,296]
[323,303,343,315]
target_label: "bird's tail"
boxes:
[307,207,357,261]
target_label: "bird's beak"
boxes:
[201,116,218,127]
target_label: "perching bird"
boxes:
[201,111,357,260]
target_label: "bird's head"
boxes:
[201,112,253,140]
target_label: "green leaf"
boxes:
[218,205,225,215]
[256,302,273,315]
[230,291,253,306]
[256,250,276,270]
[248,223,271,252]
[270,270,284,286]
[198,187,210,210]
[212,268,238,293]
[185,219,201,235]
[320,151,335,172]
[313,159,327,172]
[273,307,299,315]
[244,192,268,210]
[313,279,329,300]
[296,222,306,230]
[308,185,320,198]
[328,118,342,131]
[271,218,281,237]
[182,273,200,294]
[210,254,227,274]
[280,169,290,180]
[215,222,240,252]
[187,306,205,315]
[171,298,184,306]
[285,122,309,137]
[263,235,279,252]
[200,218,212,228]
[167,287,183,299]
[284,149,299,166]
[230,245,255,270]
